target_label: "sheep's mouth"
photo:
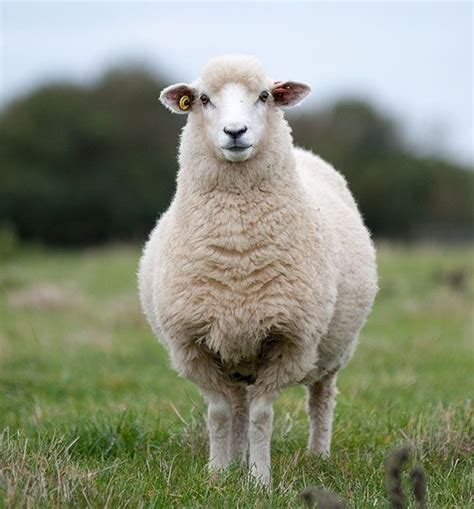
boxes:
[222,145,253,152]
[221,144,254,162]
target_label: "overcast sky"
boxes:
[1,1,472,165]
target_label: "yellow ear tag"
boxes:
[179,95,191,111]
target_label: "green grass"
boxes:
[0,244,472,507]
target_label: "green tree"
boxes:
[0,72,472,245]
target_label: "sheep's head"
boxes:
[160,56,311,163]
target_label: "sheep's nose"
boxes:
[224,125,248,139]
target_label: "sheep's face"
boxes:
[196,82,269,162]
[160,56,311,163]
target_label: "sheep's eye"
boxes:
[259,91,269,102]
[200,94,210,106]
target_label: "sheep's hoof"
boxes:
[307,446,330,459]
[207,461,230,481]
[208,470,220,483]
[250,465,272,489]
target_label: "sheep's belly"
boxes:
[181,266,314,367]
[204,347,261,385]
[156,224,325,373]
[202,338,277,386]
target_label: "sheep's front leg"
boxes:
[248,390,280,486]
[202,390,232,471]
[307,371,338,456]
[229,386,249,462]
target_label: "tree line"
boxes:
[0,66,472,245]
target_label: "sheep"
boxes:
[138,55,378,486]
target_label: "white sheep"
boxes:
[138,55,378,486]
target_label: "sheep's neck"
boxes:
[176,147,298,197]
[169,149,311,365]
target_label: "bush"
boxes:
[0,69,472,245]
[0,223,19,261]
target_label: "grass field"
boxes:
[0,244,472,507]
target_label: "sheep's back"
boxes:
[294,148,378,375]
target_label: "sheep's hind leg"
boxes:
[307,371,338,457]
[248,389,280,487]
[229,386,249,463]
[202,389,232,472]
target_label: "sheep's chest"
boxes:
[158,190,322,366]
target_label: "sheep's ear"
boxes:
[159,83,196,114]
[272,81,311,107]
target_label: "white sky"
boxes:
[1,1,472,165]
